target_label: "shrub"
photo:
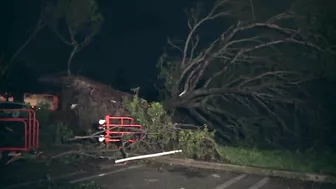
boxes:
[36,105,74,147]
[122,88,218,160]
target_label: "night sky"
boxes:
[0,0,330,99]
[1,0,293,99]
[1,0,205,100]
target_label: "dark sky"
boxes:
[1,0,201,98]
[0,0,291,99]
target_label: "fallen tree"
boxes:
[39,74,219,160]
[39,74,132,133]
[156,0,333,145]
[37,0,334,158]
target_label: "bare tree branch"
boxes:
[158,0,334,143]
[181,0,235,68]
[47,0,103,75]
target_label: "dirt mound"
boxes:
[40,75,133,133]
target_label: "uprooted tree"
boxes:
[38,74,219,160]
[157,0,333,146]
[36,0,334,160]
[46,0,103,75]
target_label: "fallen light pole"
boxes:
[115,150,183,164]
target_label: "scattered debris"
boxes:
[144,178,158,183]
[39,75,134,133]
[212,174,220,178]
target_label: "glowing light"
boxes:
[98,119,106,125]
[98,135,105,142]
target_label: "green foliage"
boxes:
[122,88,217,160]
[37,101,52,110]
[218,146,336,174]
[234,117,279,147]
[36,108,74,147]
[157,58,180,96]
[40,121,74,146]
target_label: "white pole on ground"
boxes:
[115,150,183,164]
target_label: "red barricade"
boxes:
[104,116,144,144]
[0,108,39,151]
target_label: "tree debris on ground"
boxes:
[38,74,220,161]
[39,74,133,133]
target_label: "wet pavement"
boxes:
[1,161,335,189]
[94,164,336,189]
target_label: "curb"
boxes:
[151,157,336,184]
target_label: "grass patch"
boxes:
[218,146,336,175]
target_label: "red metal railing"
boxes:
[0,108,39,151]
[104,116,144,144]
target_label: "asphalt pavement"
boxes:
[92,164,335,189]
[2,162,335,189]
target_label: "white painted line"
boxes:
[213,174,247,189]
[69,164,144,184]
[115,150,182,164]
[247,177,269,189]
